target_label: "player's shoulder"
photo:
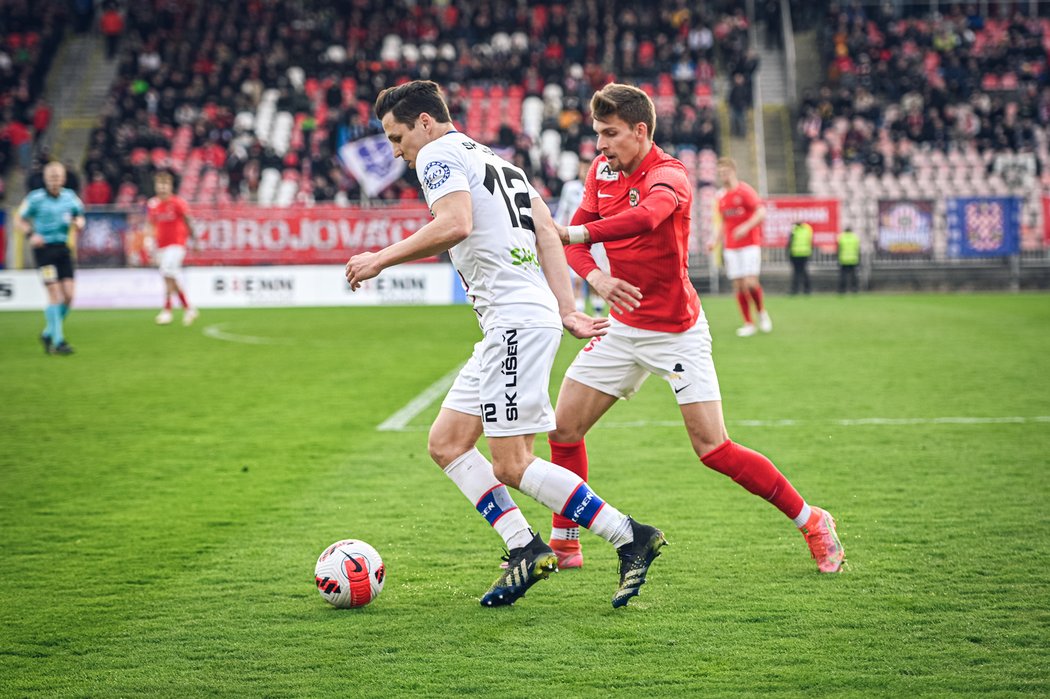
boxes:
[25,188,46,202]
[146,196,161,208]
[737,181,760,197]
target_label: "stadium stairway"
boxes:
[6,32,115,208]
[4,31,115,269]
[719,32,794,196]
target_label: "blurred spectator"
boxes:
[99,3,124,60]
[729,73,749,137]
[73,0,94,34]
[83,170,113,204]
[2,116,32,171]
[31,99,51,145]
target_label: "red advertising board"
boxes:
[185,204,434,265]
[762,198,840,249]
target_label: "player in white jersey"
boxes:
[345,81,667,608]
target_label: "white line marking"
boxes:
[202,323,293,345]
[376,362,466,432]
[377,413,1050,433]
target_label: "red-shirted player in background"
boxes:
[550,83,843,575]
[146,171,198,326]
[712,157,772,337]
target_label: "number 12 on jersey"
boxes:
[483,163,534,232]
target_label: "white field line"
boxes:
[376,362,467,432]
[382,416,1050,432]
[202,323,293,345]
[375,367,1050,432]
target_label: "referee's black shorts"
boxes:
[33,243,75,283]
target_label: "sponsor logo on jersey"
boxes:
[422,161,452,190]
[509,246,539,268]
[629,188,640,207]
[596,162,619,181]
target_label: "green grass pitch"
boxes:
[1,292,1048,697]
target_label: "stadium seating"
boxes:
[83,0,745,204]
[803,6,1048,204]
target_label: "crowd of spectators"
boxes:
[84,0,758,205]
[801,2,1050,180]
[0,0,70,200]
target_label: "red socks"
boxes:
[700,439,804,520]
[177,290,190,308]
[549,438,588,530]
[736,291,753,323]
[749,284,764,312]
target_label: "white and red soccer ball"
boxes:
[314,539,385,608]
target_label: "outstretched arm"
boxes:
[557,187,678,245]
[345,191,472,291]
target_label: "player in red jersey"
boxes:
[712,157,771,336]
[146,171,198,326]
[550,83,843,574]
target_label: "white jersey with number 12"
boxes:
[416,131,559,332]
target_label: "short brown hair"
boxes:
[716,157,737,171]
[375,80,452,127]
[590,83,656,141]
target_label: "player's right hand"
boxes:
[27,233,44,248]
[345,251,382,291]
[562,311,609,339]
[591,273,642,314]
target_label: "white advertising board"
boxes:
[0,264,459,310]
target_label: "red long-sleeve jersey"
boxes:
[565,145,700,332]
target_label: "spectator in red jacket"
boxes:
[83,171,113,204]
[99,4,124,60]
[32,100,52,145]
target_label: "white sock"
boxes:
[444,448,533,550]
[793,503,813,528]
[518,458,633,548]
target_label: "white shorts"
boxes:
[157,245,187,278]
[564,315,721,404]
[723,245,761,280]
[442,326,561,437]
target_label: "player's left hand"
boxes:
[562,311,609,339]
[345,251,382,291]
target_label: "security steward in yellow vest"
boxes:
[837,228,860,293]
[787,221,813,295]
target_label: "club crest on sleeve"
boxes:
[422,161,451,190]
[629,188,640,206]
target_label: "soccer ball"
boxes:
[314,539,386,608]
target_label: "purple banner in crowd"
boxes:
[876,200,933,255]
[946,197,1021,258]
[78,211,128,268]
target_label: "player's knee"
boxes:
[549,423,584,444]
[489,457,524,489]
[426,434,469,469]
